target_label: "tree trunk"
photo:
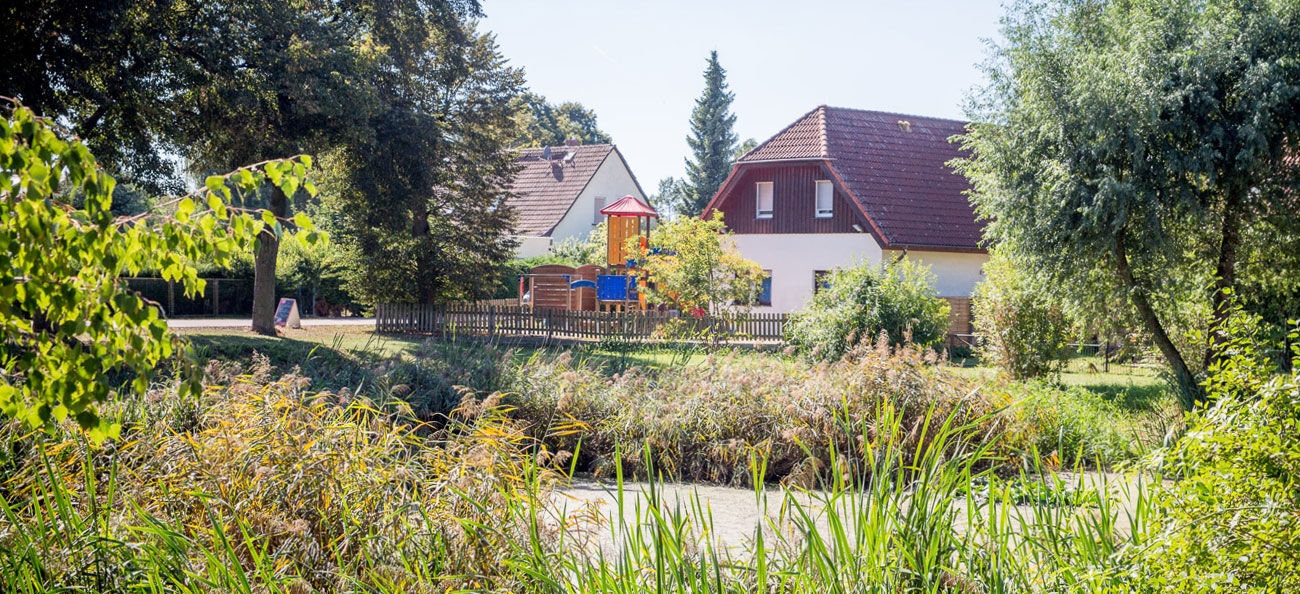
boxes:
[1115,234,1202,409]
[1203,189,1244,371]
[251,186,288,335]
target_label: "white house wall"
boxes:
[731,233,883,313]
[546,151,647,249]
[884,249,988,297]
[514,236,552,259]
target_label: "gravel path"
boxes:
[552,472,1144,556]
[167,317,373,329]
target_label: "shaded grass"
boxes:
[951,354,1172,412]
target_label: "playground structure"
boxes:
[518,194,659,312]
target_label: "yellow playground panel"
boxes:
[606,215,642,266]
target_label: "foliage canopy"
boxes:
[637,213,764,313]
[957,0,1300,407]
[0,104,320,440]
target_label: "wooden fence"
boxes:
[375,303,787,342]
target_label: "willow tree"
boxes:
[958,0,1300,409]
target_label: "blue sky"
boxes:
[481,1,1007,191]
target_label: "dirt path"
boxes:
[551,472,1145,556]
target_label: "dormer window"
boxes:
[756,182,773,219]
[814,180,833,218]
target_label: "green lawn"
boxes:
[177,328,1171,412]
[949,354,1169,411]
[175,327,717,372]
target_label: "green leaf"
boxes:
[205,175,226,195]
[177,197,195,222]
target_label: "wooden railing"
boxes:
[375,303,787,342]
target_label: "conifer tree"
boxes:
[682,51,739,217]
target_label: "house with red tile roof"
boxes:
[507,142,647,258]
[702,105,987,330]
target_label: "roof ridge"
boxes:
[822,105,970,125]
[817,105,829,158]
[515,143,616,154]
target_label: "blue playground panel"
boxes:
[597,275,638,301]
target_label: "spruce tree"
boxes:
[682,51,739,217]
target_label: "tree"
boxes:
[322,26,524,304]
[637,212,763,314]
[510,92,611,147]
[0,103,320,441]
[681,51,739,217]
[650,176,692,219]
[736,138,758,160]
[0,0,187,195]
[4,1,487,333]
[957,0,1300,409]
[169,0,483,333]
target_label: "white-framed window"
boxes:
[814,180,833,218]
[755,182,774,219]
[593,196,605,225]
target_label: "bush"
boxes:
[493,254,580,299]
[785,260,950,361]
[1127,324,1300,591]
[973,254,1071,379]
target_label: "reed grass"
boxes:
[2,334,1209,593]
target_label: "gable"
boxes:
[710,162,876,239]
[706,106,984,251]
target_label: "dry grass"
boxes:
[486,339,1152,488]
[0,362,562,592]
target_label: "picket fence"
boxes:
[375,303,787,342]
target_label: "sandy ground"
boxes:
[551,472,1146,557]
[167,317,373,329]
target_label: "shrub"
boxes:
[493,254,578,299]
[637,212,765,313]
[785,259,950,361]
[1127,324,1300,591]
[986,380,1151,466]
[972,253,1071,379]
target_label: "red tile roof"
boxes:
[601,195,659,217]
[507,144,616,236]
[735,106,982,250]
[740,107,827,161]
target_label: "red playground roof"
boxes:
[600,195,659,217]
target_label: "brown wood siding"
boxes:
[715,163,865,234]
